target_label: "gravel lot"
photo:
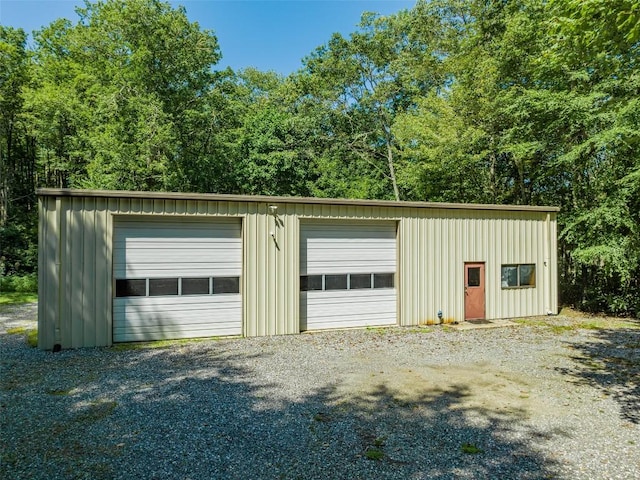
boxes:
[1,303,639,480]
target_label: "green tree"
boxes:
[0,26,38,276]
[28,0,222,191]
[301,10,438,200]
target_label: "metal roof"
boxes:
[37,188,560,212]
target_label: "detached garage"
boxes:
[37,189,558,350]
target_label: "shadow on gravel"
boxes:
[557,323,640,424]
[1,336,564,480]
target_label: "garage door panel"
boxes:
[113,217,242,342]
[118,262,241,278]
[114,219,239,235]
[114,323,238,343]
[300,221,397,331]
[114,223,241,278]
[116,244,242,255]
[301,224,395,276]
[300,222,396,237]
[303,289,396,305]
[301,292,396,330]
[113,296,241,342]
[303,261,395,276]
[114,295,240,315]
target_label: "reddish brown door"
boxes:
[464,262,485,320]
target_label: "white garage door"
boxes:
[300,221,397,331]
[113,217,242,342]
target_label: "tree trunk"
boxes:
[386,139,400,201]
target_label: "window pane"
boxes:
[182,277,210,295]
[350,274,371,289]
[149,278,178,296]
[325,274,348,290]
[301,275,323,291]
[519,264,536,286]
[374,273,394,289]
[501,266,518,288]
[213,276,240,294]
[467,267,481,287]
[115,279,146,297]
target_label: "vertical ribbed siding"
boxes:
[243,202,299,336]
[549,213,558,314]
[56,196,112,348]
[398,209,556,325]
[37,196,59,348]
[38,193,558,349]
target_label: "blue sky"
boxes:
[0,0,416,74]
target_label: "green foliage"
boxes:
[4,326,38,346]
[300,9,432,201]
[28,0,221,191]
[26,329,38,348]
[461,443,483,454]
[0,292,38,305]
[364,447,384,460]
[0,274,37,293]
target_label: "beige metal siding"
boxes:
[38,190,558,349]
[37,196,59,349]
[38,196,112,348]
[398,209,556,325]
[242,202,299,336]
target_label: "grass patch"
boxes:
[6,326,38,347]
[313,412,331,422]
[6,326,27,335]
[46,388,73,396]
[366,326,393,335]
[26,329,38,347]
[404,326,433,334]
[109,336,216,351]
[461,443,483,454]
[364,447,384,460]
[0,292,38,305]
[373,436,386,447]
[514,316,639,332]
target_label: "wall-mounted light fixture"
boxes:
[268,205,278,215]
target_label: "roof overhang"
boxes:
[37,188,560,213]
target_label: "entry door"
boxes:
[464,262,485,320]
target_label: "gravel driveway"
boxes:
[1,303,638,480]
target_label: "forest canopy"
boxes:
[1,0,639,315]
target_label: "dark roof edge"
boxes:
[36,188,560,213]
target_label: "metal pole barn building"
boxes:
[37,189,558,350]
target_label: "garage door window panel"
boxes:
[374,273,394,289]
[213,276,240,294]
[116,279,147,297]
[149,278,178,296]
[182,277,210,295]
[325,274,348,290]
[301,275,323,291]
[350,273,372,289]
